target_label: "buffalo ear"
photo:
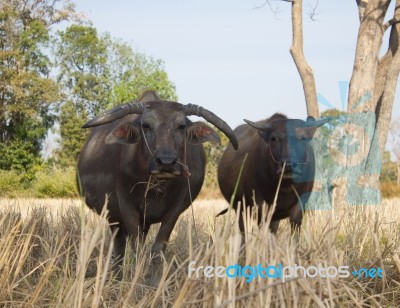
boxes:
[244,119,271,132]
[187,122,220,144]
[301,116,330,137]
[105,123,141,144]
[243,119,273,142]
[305,116,330,127]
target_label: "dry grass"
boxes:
[0,197,399,307]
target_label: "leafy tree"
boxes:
[316,109,347,171]
[55,25,111,117]
[54,26,176,165]
[57,100,89,166]
[106,36,177,104]
[380,151,396,182]
[0,0,77,175]
[202,127,228,192]
[54,24,110,165]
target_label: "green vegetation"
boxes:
[31,167,78,198]
[0,0,176,192]
[53,25,177,166]
[0,167,78,198]
[380,151,400,198]
[54,24,109,166]
[0,0,66,175]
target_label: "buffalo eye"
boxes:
[141,123,154,137]
[141,123,151,130]
[177,124,186,130]
[270,136,277,143]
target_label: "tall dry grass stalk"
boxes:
[0,198,399,307]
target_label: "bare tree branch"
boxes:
[255,0,293,6]
[254,0,286,20]
[307,0,320,21]
[356,0,369,22]
[254,0,320,118]
[383,17,400,32]
[256,0,320,23]
[289,0,319,117]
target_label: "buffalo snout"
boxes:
[276,161,303,177]
[155,155,178,166]
[150,152,182,177]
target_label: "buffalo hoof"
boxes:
[145,257,164,287]
[109,255,124,280]
[269,221,280,234]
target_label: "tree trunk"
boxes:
[286,0,400,206]
[344,0,400,205]
[348,0,391,113]
[289,0,319,118]
[372,0,400,157]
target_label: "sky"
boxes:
[69,0,399,129]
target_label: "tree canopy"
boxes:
[0,1,177,172]
[0,0,78,176]
[53,25,176,165]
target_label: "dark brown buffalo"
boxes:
[217,113,328,234]
[77,91,238,285]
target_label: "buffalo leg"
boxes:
[238,210,245,233]
[110,225,126,278]
[116,188,144,249]
[289,203,303,242]
[147,206,184,287]
[269,221,280,234]
[238,200,252,234]
[113,194,146,277]
[257,203,280,234]
[121,212,144,254]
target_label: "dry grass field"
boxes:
[0,197,399,307]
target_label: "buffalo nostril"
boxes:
[156,156,177,165]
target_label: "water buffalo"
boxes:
[77,91,238,285]
[217,113,328,235]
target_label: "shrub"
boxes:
[32,167,79,198]
[0,170,23,197]
[380,182,400,198]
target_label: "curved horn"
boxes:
[82,102,145,128]
[244,119,271,131]
[185,104,238,150]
